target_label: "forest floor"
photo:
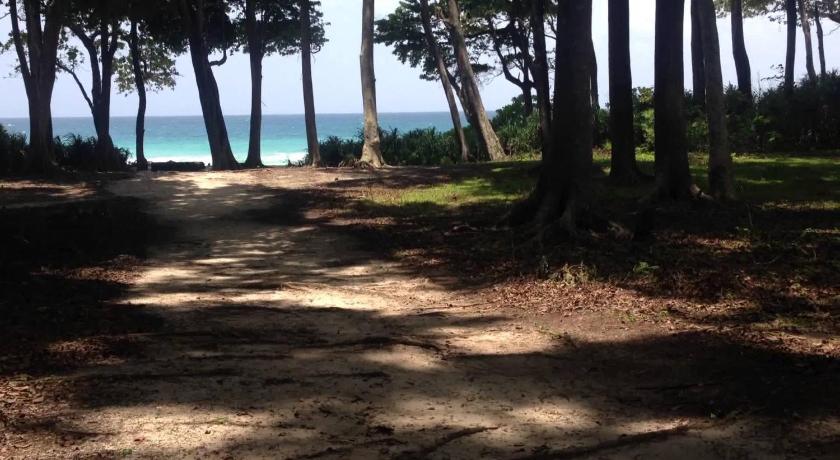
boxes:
[1,156,838,459]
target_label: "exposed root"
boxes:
[399,426,499,459]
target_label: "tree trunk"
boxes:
[10,0,64,173]
[785,0,797,94]
[589,36,599,110]
[655,0,694,199]
[608,0,640,184]
[446,0,505,161]
[129,21,148,170]
[301,0,321,166]
[690,0,705,105]
[531,0,552,162]
[244,0,263,168]
[179,0,238,170]
[814,6,826,78]
[799,0,818,82]
[360,0,385,167]
[730,0,752,97]
[419,0,470,162]
[698,0,735,200]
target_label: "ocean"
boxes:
[0,112,467,166]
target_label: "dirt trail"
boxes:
[2,170,818,459]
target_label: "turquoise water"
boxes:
[0,112,467,166]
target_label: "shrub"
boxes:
[54,134,132,172]
[0,124,28,175]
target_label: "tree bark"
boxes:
[608,0,640,184]
[178,0,238,170]
[798,0,818,82]
[10,0,65,173]
[690,0,706,106]
[301,0,321,166]
[446,0,505,161]
[360,0,385,167]
[589,36,599,110]
[509,0,593,230]
[814,5,826,78]
[419,0,470,162]
[244,0,263,168]
[129,20,148,171]
[698,0,735,200]
[785,0,798,94]
[531,0,552,162]
[655,0,694,199]
[730,0,752,97]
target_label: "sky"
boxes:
[0,0,837,118]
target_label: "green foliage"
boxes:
[54,134,132,172]
[0,124,28,175]
[307,135,361,167]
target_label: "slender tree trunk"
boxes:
[300,0,321,166]
[785,0,798,94]
[446,0,505,161]
[655,0,694,199]
[129,21,148,170]
[10,0,64,173]
[360,0,385,167]
[178,0,238,170]
[244,0,263,168]
[531,0,552,162]
[799,0,818,82]
[608,0,640,184]
[698,0,735,200]
[730,0,752,97]
[814,6,826,78]
[419,0,470,162]
[589,36,599,110]
[690,0,706,105]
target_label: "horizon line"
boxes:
[0,110,496,120]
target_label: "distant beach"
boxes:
[0,112,472,166]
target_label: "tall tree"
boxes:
[814,3,826,78]
[698,0,736,199]
[530,0,552,161]
[798,0,818,81]
[691,0,706,105]
[360,0,385,167]
[243,0,263,167]
[300,0,320,166]
[7,0,67,173]
[419,0,470,162]
[785,0,797,94]
[730,0,753,96]
[508,0,593,231]
[655,0,696,199]
[608,0,641,184]
[444,0,505,161]
[177,0,238,170]
[63,0,126,169]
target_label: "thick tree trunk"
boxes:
[785,0,798,94]
[608,0,640,184]
[179,0,238,170]
[531,0,552,162]
[698,0,735,200]
[690,0,706,105]
[730,0,752,97]
[589,37,599,110]
[655,0,694,199]
[799,0,818,82]
[446,0,505,161]
[10,0,64,173]
[244,0,263,168]
[419,0,470,162]
[360,0,385,167]
[814,6,826,78]
[129,21,148,170]
[301,0,321,166]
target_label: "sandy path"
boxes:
[7,169,795,459]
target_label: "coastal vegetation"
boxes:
[1,0,839,457]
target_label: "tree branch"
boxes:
[58,62,94,112]
[209,48,228,67]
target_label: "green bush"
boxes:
[54,134,132,172]
[0,124,27,175]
